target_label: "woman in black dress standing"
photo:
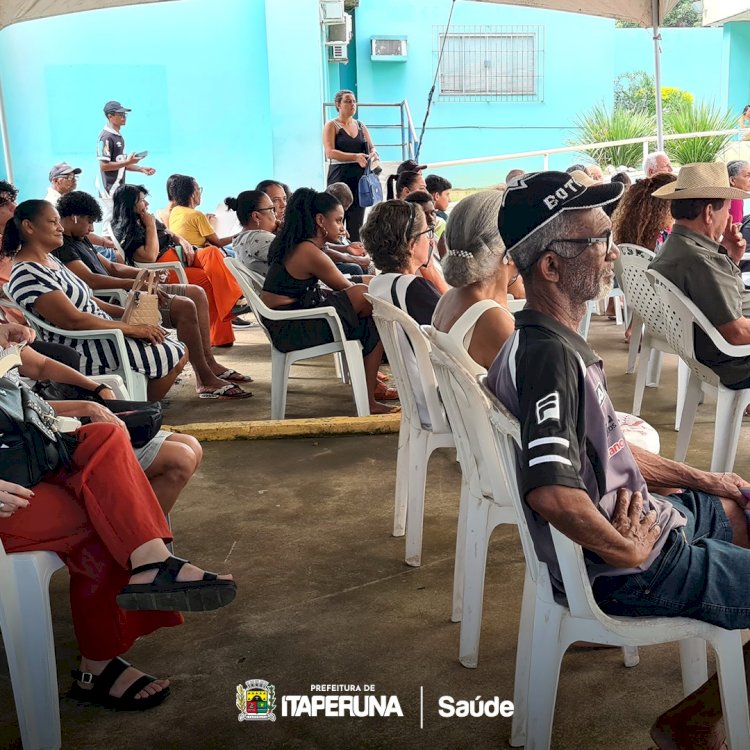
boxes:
[323,90,377,242]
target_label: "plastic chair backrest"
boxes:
[224,258,276,340]
[423,324,485,377]
[615,244,666,337]
[366,294,449,432]
[427,331,520,520]
[646,270,720,385]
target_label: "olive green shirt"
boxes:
[649,224,750,387]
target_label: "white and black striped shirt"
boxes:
[9,258,184,379]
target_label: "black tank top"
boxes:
[263,262,318,300]
[333,120,367,157]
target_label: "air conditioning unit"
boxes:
[326,13,352,44]
[320,0,345,25]
[371,37,407,62]
[327,42,349,63]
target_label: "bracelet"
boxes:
[93,383,113,395]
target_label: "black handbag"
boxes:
[0,376,77,488]
[32,381,162,449]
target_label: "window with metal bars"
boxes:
[436,26,544,102]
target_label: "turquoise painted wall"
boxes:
[0,0,326,210]
[353,0,616,186]
[723,22,750,120]
[613,28,725,106]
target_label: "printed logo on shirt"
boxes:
[608,438,625,459]
[535,392,560,425]
[595,383,606,406]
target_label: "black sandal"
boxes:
[116,555,237,612]
[69,656,170,711]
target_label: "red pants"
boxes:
[159,246,242,346]
[0,423,183,660]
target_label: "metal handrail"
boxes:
[321,99,418,161]
[426,127,750,171]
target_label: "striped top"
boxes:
[8,258,184,379]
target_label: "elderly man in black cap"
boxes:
[97,100,155,233]
[487,170,750,749]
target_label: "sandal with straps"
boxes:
[69,656,170,711]
[116,555,237,612]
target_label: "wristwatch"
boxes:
[93,383,113,396]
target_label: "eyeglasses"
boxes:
[545,230,614,261]
[415,228,435,240]
[59,174,77,181]
[255,206,276,214]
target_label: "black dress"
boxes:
[261,262,379,355]
[326,120,368,242]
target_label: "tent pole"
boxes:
[652,0,664,152]
[0,74,12,183]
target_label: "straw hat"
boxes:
[652,162,750,200]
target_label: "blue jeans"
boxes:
[592,490,750,629]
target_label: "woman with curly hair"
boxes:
[112,183,245,348]
[432,190,522,372]
[611,172,677,251]
[261,187,397,413]
[363,199,441,325]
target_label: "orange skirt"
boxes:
[0,423,182,660]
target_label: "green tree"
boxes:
[617,0,700,28]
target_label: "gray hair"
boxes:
[442,190,506,287]
[643,150,669,174]
[728,160,749,180]
[511,210,587,282]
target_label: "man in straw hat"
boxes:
[488,169,750,750]
[650,161,750,390]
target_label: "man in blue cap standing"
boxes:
[97,100,155,233]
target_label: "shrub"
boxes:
[614,71,655,114]
[664,100,736,164]
[569,104,655,168]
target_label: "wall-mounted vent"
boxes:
[327,42,349,63]
[320,0,345,24]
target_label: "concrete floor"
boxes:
[0,315,746,749]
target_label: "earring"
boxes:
[73,216,78,224]
[255,217,260,228]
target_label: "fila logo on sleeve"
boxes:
[535,392,560,425]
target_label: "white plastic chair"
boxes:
[425,330,519,671]
[2,286,148,402]
[0,539,64,750]
[648,269,750,472]
[224,258,369,419]
[616,244,689,430]
[365,295,458,567]
[110,232,189,284]
[483,381,750,750]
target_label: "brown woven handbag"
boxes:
[121,269,161,326]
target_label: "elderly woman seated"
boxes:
[431,190,524,372]
[227,189,278,277]
[5,200,187,402]
[0,322,235,712]
[364,200,442,324]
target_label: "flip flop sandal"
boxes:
[373,383,399,401]
[217,369,254,383]
[198,384,253,400]
[117,555,237,612]
[69,656,170,711]
[376,371,390,383]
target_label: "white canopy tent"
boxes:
[472,0,681,152]
[0,0,173,181]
